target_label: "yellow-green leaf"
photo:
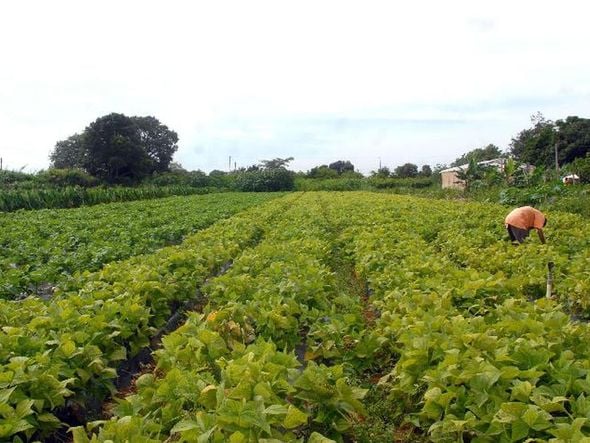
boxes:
[283,404,308,429]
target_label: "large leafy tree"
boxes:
[236,157,295,191]
[82,113,150,183]
[308,165,338,179]
[132,116,179,173]
[554,116,590,166]
[567,154,590,183]
[49,133,85,169]
[420,164,432,177]
[394,163,418,178]
[451,144,503,167]
[50,113,179,183]
[509,113,555,167]
[328,160,355,175]
[259,157,294,169]
[371,166,391,178]
[509,113,590,168]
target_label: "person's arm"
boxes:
[537,229,546,244]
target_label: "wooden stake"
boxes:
[546,261,554,299]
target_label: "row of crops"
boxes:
[1,192,590,441]
[75,193,368,442]
[0,195,295,441]
[0,192,280,299]
[333,193,590,441]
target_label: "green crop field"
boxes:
[1,192,590,442]
[0,193,280,300]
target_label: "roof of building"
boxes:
[439,158,532,174]
[439,166,464,173]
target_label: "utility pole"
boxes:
[554,126,560,177]
[554,143,559,176]
[229,155,232,172]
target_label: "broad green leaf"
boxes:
[61,340,77,357]
[229,431,247,443]
[308,432,337,443]
[0,388,15,404]
[283,405,308,429]
[264,404,288,415]
[170,419,200,433]
[15,400,34,419]
[511,419,529,441]
[70,426,91,443]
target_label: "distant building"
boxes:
[440,158,534,189]
[440,165,466,189]
[562,174,580,185]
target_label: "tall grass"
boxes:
[0,185,213,212]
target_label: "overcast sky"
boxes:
[1,1,589,174]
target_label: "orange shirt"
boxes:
[505,206,546,230]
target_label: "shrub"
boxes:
[368,177,433,189]
[566,154,590,183]
[147,170,211,188]
[294,177,365,191]
[234,169,295,192]
[37,168,98,187]
[0,169,37,189]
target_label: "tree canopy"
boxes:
[50,113,179,183]
[83,113,149,183]
[307,165,338,179]
[259,157,294,170]
[509,113,590,169]
[133,116,179,174]
[328,160,355,174]
[236,157,295,191]
[451,144,503,167]
[394,163,418,178]
[371,166,391,178]
[420,164,432,177]
[509,113,555,168]
[49,133,85,169]
[554,116,590,166]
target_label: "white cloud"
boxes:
[1,0,589,173]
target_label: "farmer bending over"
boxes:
[505,206,547,244]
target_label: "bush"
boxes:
[368,177,434,189]
[565,154,590,183]
[147,170,211,188]
[37,168,98,187]
[234,169,295,192]
[498,183,565,206]
[0,170,37,189]
[294,177,366,191]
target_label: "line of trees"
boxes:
[509,113,590,170]
[47,114,299,191]
[307,161,360,179]
[450,144,503,167]
[44,111,590,190]
[304,161,433,179]
[369,163,433,179]
[447,113,590,184]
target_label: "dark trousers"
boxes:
[507,225,530,243]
